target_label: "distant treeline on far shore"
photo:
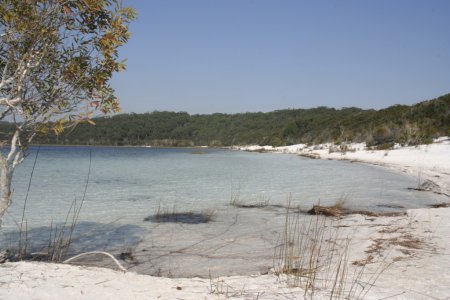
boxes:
[1,93,449,148]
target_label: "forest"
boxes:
[1,93,449,148]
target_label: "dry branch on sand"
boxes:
[307,204,406,218]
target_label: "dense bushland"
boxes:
[2,93,449,147]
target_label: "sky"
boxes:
[111,0,450,114]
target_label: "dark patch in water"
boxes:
[428,202,450,208]
[0,221,144,257]
[144,212,213,224]
[376,204,405,209]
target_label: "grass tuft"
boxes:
[144,205,215,224]
[275,197,390,298]
[229,194,271,209]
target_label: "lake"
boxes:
[0,146,444,276]
[3,146,441,226]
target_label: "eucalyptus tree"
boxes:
[0,0,136,224]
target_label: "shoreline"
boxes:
[1,139,450,299]
[236,137,450,197]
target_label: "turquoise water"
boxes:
[1,146,443,231]
[1,146,446,276]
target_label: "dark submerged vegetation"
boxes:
[144,206,215,224]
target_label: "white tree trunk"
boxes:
[0,164,13,227]
[0,129,24,227]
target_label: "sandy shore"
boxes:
[1,139,449,299]
[239,137,450,196]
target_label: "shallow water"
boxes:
[0,146,444,276]
[2,146,441,227]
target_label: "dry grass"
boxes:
[275,199,390,299]
[6,151,93,263]
[390,234,424,250]
[365,233,424,262]
[229,189,273,209]
[352,255,374,266]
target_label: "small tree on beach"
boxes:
[0,0,136,225]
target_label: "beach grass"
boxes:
[144,205,215,224]
[274,198,390,299]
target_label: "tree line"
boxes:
[2,93,449,148]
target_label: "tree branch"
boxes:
[0,107,12,120]
[0,97,22,107]
[0,62,13,90]
[6,132,18,162]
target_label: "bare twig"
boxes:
[63,251,126,272]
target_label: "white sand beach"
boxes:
[1,139,450,299]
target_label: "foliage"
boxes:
[0,0,135,222]
[0,0,136,132]
[26,93,450,147]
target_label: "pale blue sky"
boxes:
[112,0,450,114]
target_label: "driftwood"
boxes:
[307,205,344,217]
[63,251,127,272]
[307,205,406,217]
